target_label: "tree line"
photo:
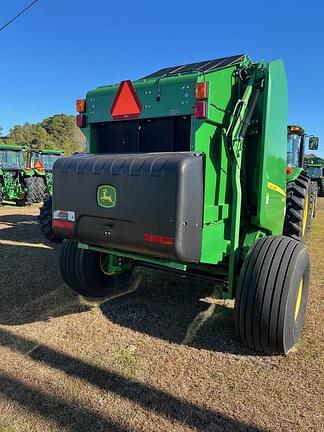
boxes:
[0,114,86,155]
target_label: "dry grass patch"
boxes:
[0,201,323,431]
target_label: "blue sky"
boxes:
[1,0,323,155]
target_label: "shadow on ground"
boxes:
[0,212,91,325]
[0,328,265,432]
[100,269,253,355]
[0,210,252,354]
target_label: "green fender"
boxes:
[22,168,34,177]
[34,169,46,176]
[287,167,304,183]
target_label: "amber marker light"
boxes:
[76,99,86,113]
[195,82,208,100]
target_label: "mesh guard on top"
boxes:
[142,54,245,79]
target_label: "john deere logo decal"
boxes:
[97,185,116,208]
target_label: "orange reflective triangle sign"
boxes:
[34,159,44,170]
[110,80,142,120]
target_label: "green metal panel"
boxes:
[0,144,25,151]
[35,149,63,155]
[33,169,46,176]
[193,66,238,264]
[78,242,187,271]
[22,168,33,177]
[256,60,288,235]
[222,63,265,298]
[86,74,197,125]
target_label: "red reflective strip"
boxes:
[160,236,173,245]
[144,233,173,245]
[53,220,74,229]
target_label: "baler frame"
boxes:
[69,58,283,300]
[53,54,314,354]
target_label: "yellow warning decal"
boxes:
[267,181,286,197]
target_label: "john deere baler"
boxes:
[52,54,312,354]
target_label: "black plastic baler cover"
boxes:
[53,152,204,263]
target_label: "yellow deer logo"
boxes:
[101,189,114,203]
[97,185,116,208]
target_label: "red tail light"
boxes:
[76,114,87,128]
[53,220,74,229]
[194,101,207,119]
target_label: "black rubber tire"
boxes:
[25,177,37,203]
[283,174,311,242]
[60,239,133,298]
[34,177,46,203]
[234,235,310,354]
[39,195,62,243]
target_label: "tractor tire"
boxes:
[34,177,46,203]
[283,174,311,242]
[16,177,35,206]
[39,195,62,243]
[60,239,133,298]
[234,235,310,354]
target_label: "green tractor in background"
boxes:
[37,149,64,242]
[26,148,63,202]
[304,155,324,197]
[286,125,319,232]
[0,144,36,206]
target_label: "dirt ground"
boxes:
[0,200,323,432]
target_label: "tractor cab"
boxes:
[306,164,323,179]
[0,144,25,171]
[304,155,324,197]
[26,148,64,201]
[287,125,319,170]
[28,149,63,172]
[286,125,321,226]
[0,144,35,205]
